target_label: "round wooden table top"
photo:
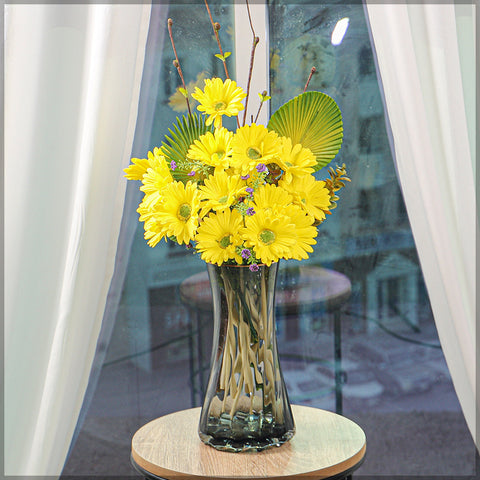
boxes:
[179,266,351,315]
[131,405,366,480]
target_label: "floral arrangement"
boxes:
[124,3,349,270]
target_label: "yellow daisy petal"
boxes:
[124,158,151,180]
[124,147,168,180]
[140,154,174,207]
[284,204,318,261]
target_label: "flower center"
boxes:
[212,151,225,163]
[218,195,228,204]
[258,229,275,245]
[215,101,227,111]
[247,147,262,160]
[178,203,192,220]
[218,234,231,249]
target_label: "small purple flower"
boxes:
[256,163,268,173]
[249,263,259,272]
[246,187,254,194]
[170,160,177,171]
[246,207,255,216]
[187,170,196,176]
[241,174,250,180]
[241,249,251,260]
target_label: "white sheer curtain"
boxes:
[365,3,477,447]
[5,4,151,475]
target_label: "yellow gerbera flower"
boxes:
[140,155,174,207]
[136,192,169,247]
[284,204,318,260]
[280,174,331,222]
[142,216,170,248]
[124,147,165,180]
[252,183,292,213]
[137,193,158,222]
[195,209,244,265]
[276,137,317,185]
[241,209,296,266]
[152,181,201,245]
[192,78,246,128]
[231,124,282,176]
[199,170,247,217]
[187,127,233,171]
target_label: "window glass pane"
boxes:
[63,1,475,478]
[269,1,474,476]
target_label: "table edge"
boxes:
[131,406,366,480]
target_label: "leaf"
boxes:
[267,91,343,171]
[215,52,231,62]
[258,92,271,102]
[161,114,213,182]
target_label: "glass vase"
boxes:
[198,262,295,452]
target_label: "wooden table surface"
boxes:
[131,405,366,480]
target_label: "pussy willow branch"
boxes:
[203,0,240,128]
[254,90,268,123]
[204,0,230,80]
[303,66,316,93]
[242,0,260,126]
[167,18,191,115]
[242,36,259,126]
[245,0,256,37]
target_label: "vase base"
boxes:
[199,429,295,453]
[199,418,295,452]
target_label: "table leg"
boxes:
[333,310,343,415]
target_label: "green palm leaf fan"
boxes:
[267,91,343,171]
[161,113,213,182]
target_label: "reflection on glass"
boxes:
[331,17,349,46]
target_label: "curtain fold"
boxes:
[5,4,151,475]
[70,3,169,450]
[365,2,477,447]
